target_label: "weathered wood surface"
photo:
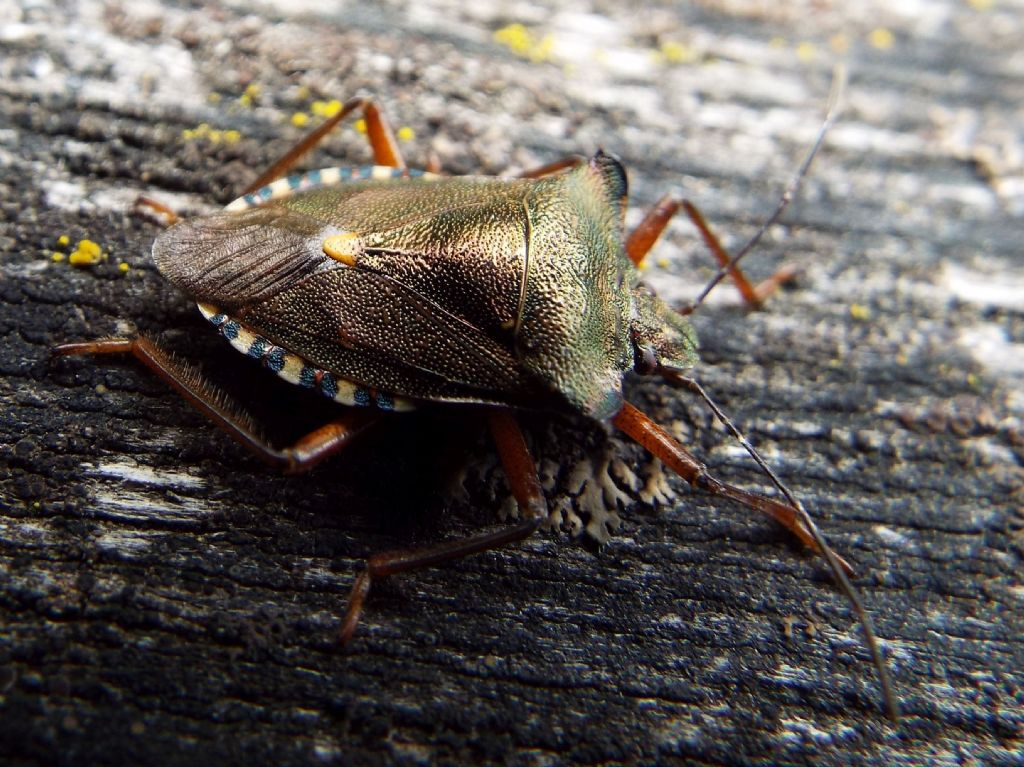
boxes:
[2,2,1022,765]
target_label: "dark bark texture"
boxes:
[2,2,1022,765]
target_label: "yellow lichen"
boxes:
[796,41,817,62]
[322,99,342,118]
[182,123,242,145]
[868,28,894,50]
[181,122,211,141]
[68,239,103,266]
[493,23,555,63]
[494,23,532,56]
[239,83,260,107]
[310,99,343,119]
[657,40,696,65]
[849,303,872,321]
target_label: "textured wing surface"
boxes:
[153,206,337,309]
[243,268,543,402]
[152,186,556,406]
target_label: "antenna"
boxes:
[686,65,847,314]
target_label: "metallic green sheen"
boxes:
[152,153,699,420]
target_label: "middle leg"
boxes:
[244,96,407,194]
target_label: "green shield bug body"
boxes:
[155,152,694,422]
[56,95,897,719]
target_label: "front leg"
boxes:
[626,194,798,310]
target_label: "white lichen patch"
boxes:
[5,1,205,111]
[778,716,858,748]
[552,452,631,541]
[40,174,210,217]
[943,261,1024,311]
[940,261,1024,379]
[958,324,1024,376]
[872,524,910,549]
[446,426,675,543]
[42,179,87,212]
[94,529,165,555]
[499,493,522,526]
[91,487,213,524]
[443,444,499,506]
[638,458,675,507]
[91,459,205,490]
[548,495,584,536]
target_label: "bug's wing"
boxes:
[153,204,553,406]
[153,206,337,308]
[244,266,545,401]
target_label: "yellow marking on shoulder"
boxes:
[323,232,364,266]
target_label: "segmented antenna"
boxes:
[687,66,847,314]
[663,371,899,721]
[668,66,899,720]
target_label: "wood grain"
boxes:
[2,2,1021,765]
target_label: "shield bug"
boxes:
[55,91,897,719]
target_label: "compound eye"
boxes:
[634,345,658,375]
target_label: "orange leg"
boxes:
[516,156,586,179]
[626,194,797,310]
[53,337,380,474]
[134,195,182,226]
[624,195,682,266]
[135,99,407,228]
[679,200,798,311]
[244,97,405,194]
[611,401,852,575]
[340,409,547,644]
[613,399,899,720]
[676,84,842,314]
